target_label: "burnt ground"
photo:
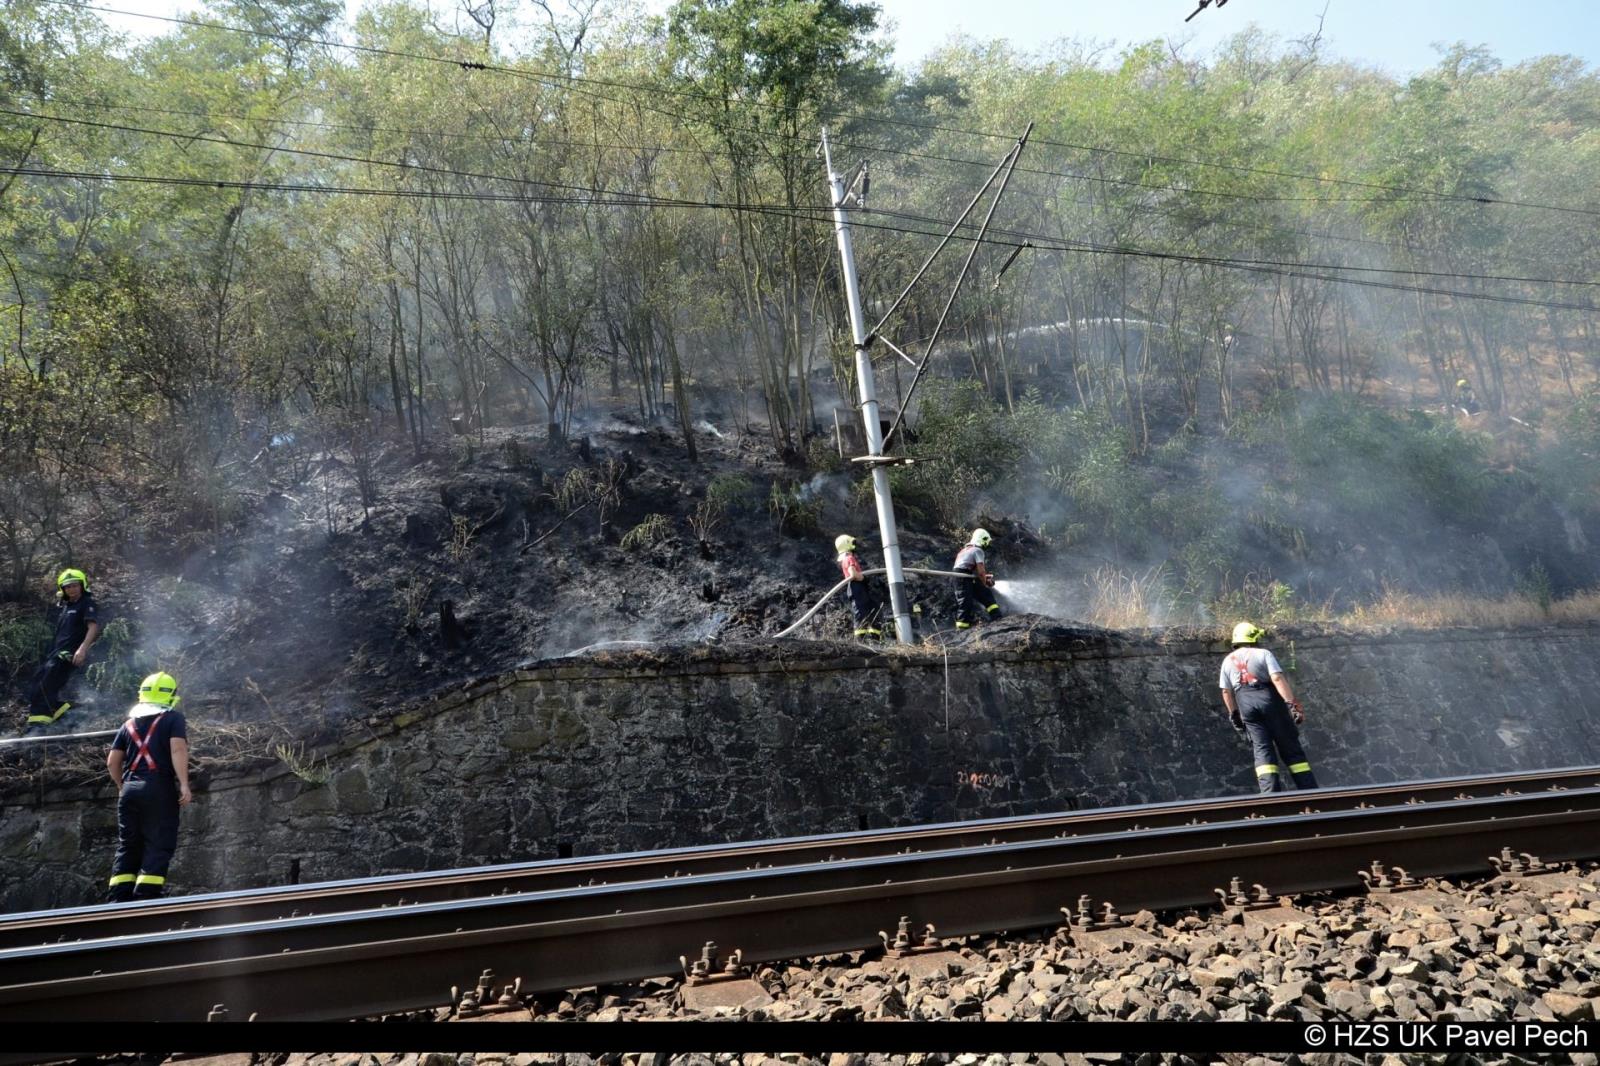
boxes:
[2,410,1051,741]
[4,379,1595,754]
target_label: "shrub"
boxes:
[83,617,139,698]
[705,473,753,514]
[621,513,673,551]
[768,481,822,538]
[0,611,48,686]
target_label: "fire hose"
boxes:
[773,566,977,639]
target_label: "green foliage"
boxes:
[1235,397,1492,526]
[1534,386,1600,508]
[705,473,754,514]
[890,381,1022,531]
[83,616,138,697]
[0,613,48,685]
[1210,577,1302,628]
[767,481,822,538]
[621,513,673,551]
[1518,561,1555,618]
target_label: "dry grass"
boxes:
[1083,565,1177,630]
[1074,564,1600,633]
[1339,589,1600,629]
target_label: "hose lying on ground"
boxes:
[773,566,973,639]
[0,727,120,748]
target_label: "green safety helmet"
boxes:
[971,528,993,548]
[56,568,88,592]
[834,534,856,553]
[138,672,180,708]
[1231,621,1264,646]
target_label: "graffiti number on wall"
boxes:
[956,770,1012,791]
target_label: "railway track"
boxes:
[3,764,1594,951]
[2,766,1598,1023]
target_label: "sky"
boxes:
[76,0,1600,75]
[876,0,1599,74]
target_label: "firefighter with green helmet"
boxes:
[23,568,101,728]
[106,672,192,902]
[1218,621,1318,793]
[834,534,882,638]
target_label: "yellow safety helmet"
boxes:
[971,528,993,548]
[834,534,856,553]
[56,568,89,592]
[1231,621,1264,645]
[1456,379,1469,389]
[137,672,180,707]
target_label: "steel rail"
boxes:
[1,783,1598,1021]
[5,764,1596,950]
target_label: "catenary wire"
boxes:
[36,0,1600,219]
[21,89,1594,280]
[9,104,1597,291]
[8,162,1600,316]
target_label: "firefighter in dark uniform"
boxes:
[834,534,882,637]
[1218,622,1318,793]
[106,672,192,901]
[24,568,101,728]
[952,528,1001,629]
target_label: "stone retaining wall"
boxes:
[5,623,1599,912]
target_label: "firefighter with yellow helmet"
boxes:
[1218,622,1318,793]
[833,534,883,638]
[22,568,101,728]
[952,528,1001,629]
[106,672,192,902]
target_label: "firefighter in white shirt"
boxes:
[1218,622,1318,793]
[952,528,1001,630]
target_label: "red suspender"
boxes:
[127,713,166,774]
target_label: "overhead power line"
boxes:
[36,0,1600,219]
[8,162,1600,317]
[24,90,1592,277]
[12,103,1597,292]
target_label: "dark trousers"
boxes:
[847,581,881,632]
[1241,701,1317,793]
[955,571,1000,625]
[109,776,180,902]
[25,656,74,724]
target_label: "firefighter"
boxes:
[952,528,1001,629]
[24,568,101,728]
[1455,378,1480,415]
[834,534,882,637]
[1218,622,1317,793]
[106,672,192,902]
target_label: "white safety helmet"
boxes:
[834,534,856,553]
[970,528,992,548]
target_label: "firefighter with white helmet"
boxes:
[105,672,193,901]
[1218,622,1318,793]
[833,534,882,638]
[952,528,1001,629]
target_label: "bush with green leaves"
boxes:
[768,482,822,538]
[0,612,49,687]
[705,473,754,514]
[1234,396,1492,528]
[83,616,139,698]
[621,513,674,551]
